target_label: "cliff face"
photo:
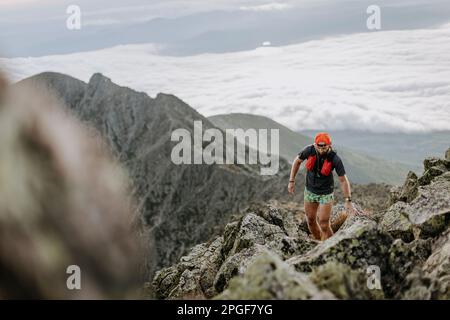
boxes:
[153,148,450,299]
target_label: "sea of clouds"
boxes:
[1,22,450,133]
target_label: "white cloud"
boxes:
[239,2,292,11]
[2,23,450,133]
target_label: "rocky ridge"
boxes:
[153,148,450,299]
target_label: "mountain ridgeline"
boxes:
[16,72,297,276]
[15,72,398,279]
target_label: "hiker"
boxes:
[288,132,355,241]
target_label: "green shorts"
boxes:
[304,187,334,204]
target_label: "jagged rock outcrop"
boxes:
[308,261,384,300]
[287,217,393,274]
[154,148,450,300]
[381,167,450,240]
[152,237,224,299]
[402,228,450,299]
[215,250,334,300]
[389,171,419,205]
[152,201,318,299]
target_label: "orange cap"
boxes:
[315,132,332,146]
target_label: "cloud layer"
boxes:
[2,23,450,133]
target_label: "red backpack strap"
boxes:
[320,149,336,176]
[321,159,333,176]
[305,155,316,171]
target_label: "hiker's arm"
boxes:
[288,156,303,194]
[338,175,351,199]
[338,175,356,213]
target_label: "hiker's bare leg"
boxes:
[304,201,321,240]
[318,203,333,240]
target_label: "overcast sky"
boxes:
[1,0,450,133]
[1,0,450,57]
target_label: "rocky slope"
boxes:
[153,148,450,299]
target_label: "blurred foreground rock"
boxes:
[0,73,145,299]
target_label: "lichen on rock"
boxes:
[215,249,334,300]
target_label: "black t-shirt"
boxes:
[298,144,346,195]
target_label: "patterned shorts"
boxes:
[304,187,334,204]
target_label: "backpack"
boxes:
[305,145,335,176]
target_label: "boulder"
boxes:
[215,249,334,300]
[212,204,319,293]
[380,202,416,242]
[309,261,384,299]
[386,238,432,296]
[224,212,315,260]
[381,172,450,240]
[389,171,419,205]
[152,236,223,299]
[421,228,450,299]
[399,171,419,203]
[214,244,269,293]
[401,268,433,300]
[407,172,450,238]
[287,217,393,275]
[402,228,450,299]
[418,156,449,186]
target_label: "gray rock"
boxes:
[380,171,450,240]
[407,172,450,238]
[215,249,334,300]
[389,185,402,207]
[399,171,419,203]
[418,166,446,186]
[402,228,450,299]
[153,201,319,296]
[401,269,433,300]
[380,202,416,242]
[421,228,450,299]
[386,238,432,296]
[418,155,449,186]
[287,216,393,274]
[423,157,450,172]
[309,261,384,299]
[152,236,224,299]
[214,244,268,293]
[224,212,314,260]
[389,171,418,205]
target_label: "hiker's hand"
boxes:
[288,181,295,194]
